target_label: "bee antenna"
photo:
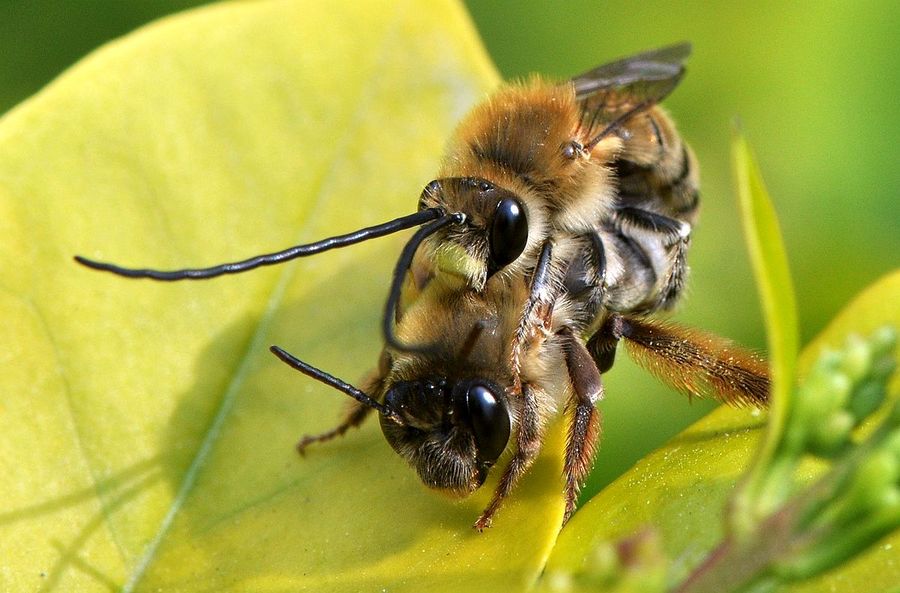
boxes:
[74,208,445,281]
[270,345,404,424]
[382,211,466,352]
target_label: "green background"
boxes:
[3,0,896,497]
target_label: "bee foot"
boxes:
[473,513,494,532]
[296,436,318,457]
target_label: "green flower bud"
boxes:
[807,410,854,457]
[847,381,887,423]
[870,326,898,355]
[838,334,873,383]
[799,368,851,417]
[787,370,851,456]
[835,450,899,524]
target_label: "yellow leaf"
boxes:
[0,1,569,591]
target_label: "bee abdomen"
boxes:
[594,229,659,314]
[587,199,692,317]
[614,109,700,224]
[667,143,701,218]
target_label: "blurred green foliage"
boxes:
[0,1,205,114]
[3,1,896,500]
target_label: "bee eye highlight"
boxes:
[466,383,510,463]
[489,198,528,272]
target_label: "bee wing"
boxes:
[617,315,769,407]
[572,42,691,96]
[572,42,691,145]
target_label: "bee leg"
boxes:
[656,225,689,310]
[586,314,622,374]
[510,240,557,384]
[474,382,543,531]
[296,400,372,456]
[560,327,604,524]
[660,242,688,308]
[475,240,555,530]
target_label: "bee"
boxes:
[76,43,769,529]
[77,44,700,345]
[272,235,767,531]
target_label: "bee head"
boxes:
[418,177,531,289]
[380,376,511,496]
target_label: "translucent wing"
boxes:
[572,42,691,147]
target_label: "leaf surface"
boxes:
[0,2,570,591]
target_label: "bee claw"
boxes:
[473,515,493,532]
[296,436,316,457]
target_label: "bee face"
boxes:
[417,177,533,289]
[380,376,511,496]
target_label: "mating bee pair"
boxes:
[77,43,768,530]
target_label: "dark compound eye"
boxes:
[465,383,510,463]
[562,140,584,160]
[489,198,528,272]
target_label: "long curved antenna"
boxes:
[382,211,466,352]
[270,345,403,424]
[74,208,444,280]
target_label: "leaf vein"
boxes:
[121,6,408,590]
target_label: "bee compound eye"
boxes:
[419,180,442,210]
[465,383,510,464]
[489,198,528,272]
[563,140,583,159]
